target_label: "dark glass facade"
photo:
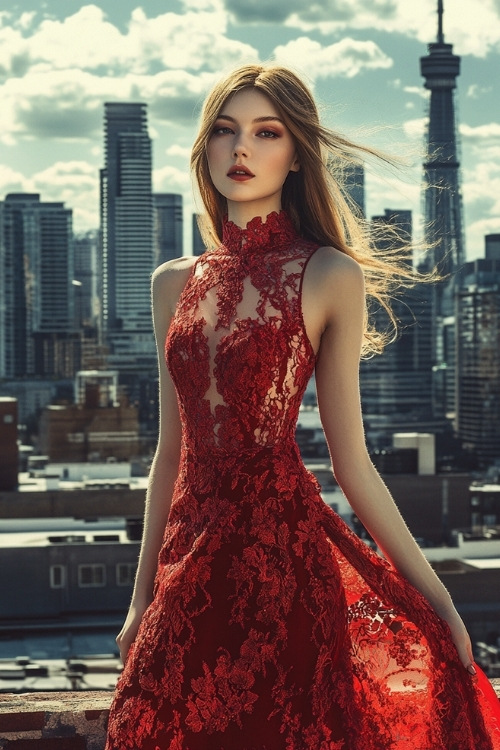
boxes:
[153,193,183,265]
[0,194,75,378]
[456,259,500,465]
[100,103,155,374]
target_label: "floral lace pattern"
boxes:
[106,211,500,749]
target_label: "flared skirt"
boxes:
[105,451,500,749]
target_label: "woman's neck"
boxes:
[226,198,283,229]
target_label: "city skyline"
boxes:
[0,0,499,258]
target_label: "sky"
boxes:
[0,0,499,259]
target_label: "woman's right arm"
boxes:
[116,257,195,663]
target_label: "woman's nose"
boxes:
[233,135,249,158]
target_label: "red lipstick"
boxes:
[227,164,254,181]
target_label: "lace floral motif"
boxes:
[106,211,500,750]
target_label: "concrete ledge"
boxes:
[1,683,500,749]
[0,692,111,750]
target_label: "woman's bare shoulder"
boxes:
[307,245,364,297]
[152,256,198,312]
[152,255,198,285]
[311,245,362,272]
[302,246,364,350]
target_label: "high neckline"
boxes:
[221,210,299,255]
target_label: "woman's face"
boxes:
[206,87,299,224]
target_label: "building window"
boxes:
[471,512,482,528]
[78,564,106,588]
[50,565,66,589]
[116,563,136,586]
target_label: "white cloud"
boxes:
[166,145,192,160]
[278,0,500,57]
[145,70,219,125]
[0,4,259,143]
[402,117,428,140]
[0,24,30,78]
[28,5,126,70]
[224,0,407,27]
[466,84,493,99]
[17,12,36,30]
[32,160,97,194]
[0,69,111,143]
[365,168,421,216]
[273,37,393,80]
[403,86,429,99]
[0,68,219,144]
[127,7,257,72]
[460,126,500,249]
[153,165,191,194]
[181,0,224,10]
[31,161,99,232]
[462,160,500,215]
[0,4,258,81]
[390,79,429,99]
[72,205,100,232]
[460,123,500,141]
[0,164,29,195]
[475,145,500,163]
[466,217,500,260]
[0,160,100,232]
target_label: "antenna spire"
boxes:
[437,0,444,43]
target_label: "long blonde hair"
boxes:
[191,64,423,356]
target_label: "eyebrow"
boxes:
[215,114,284,125]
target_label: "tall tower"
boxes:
[420,0,465,279]
[100,103,154,375]
[420,0,465,420]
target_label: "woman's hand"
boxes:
[438,605,476,675]
[116,601,149,664]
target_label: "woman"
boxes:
[105,64,500,749]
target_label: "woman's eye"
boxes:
[258,130,279,138]
[212,126,233,136]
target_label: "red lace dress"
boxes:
[106,211,500,750]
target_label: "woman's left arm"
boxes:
[310,248,475,673]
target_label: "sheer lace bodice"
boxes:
[166,210,318,460]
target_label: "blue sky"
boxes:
[0,0,499,258]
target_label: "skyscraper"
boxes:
[35,200,76,377]
[360,210,433,446]
[0,194,76,379]
[73,229,104,370]
[153,193,183,265]
[74,230,99,327]
[420,0,465,419]
[100,103,155,374]
[456,256,500,466]
[0,194,40,378]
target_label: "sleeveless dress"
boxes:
[105,210,500,750]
